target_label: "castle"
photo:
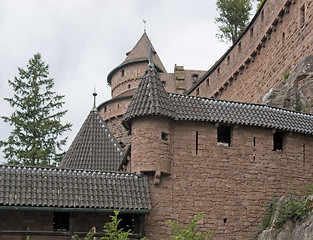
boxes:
[0,0,313,239]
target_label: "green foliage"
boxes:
[0,53,72,167]
[282,68,290,80]
[166,213,213,240]
[215,0,252,44]
[101,210,133,240]
[262,198,277,230]
[256,0,265,10]
[72,228,95,240]
[276,196,307,228]
[295,101,306,112]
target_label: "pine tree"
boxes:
[0,53,72,167]
[215,0,252,44]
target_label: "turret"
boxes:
[123,64,175,181]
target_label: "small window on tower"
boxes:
[121,69,125,77]
[162,132,169,141]
[217,125,231,146]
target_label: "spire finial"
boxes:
[143,19,146,33]
[148,46,154,67]
[92,87,98,112]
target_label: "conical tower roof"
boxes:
[60,111,124,171]
[122,65,176,129]
[107,32,167,85]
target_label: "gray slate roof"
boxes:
[60,111,123,171]
[123,66,313,135]
[0,165,151,211]
[123,65,177,127]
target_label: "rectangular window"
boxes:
[273,132,283,151]
[238,42,241,53]
[53,212,69,231]
[250,27,254,38]
[161,132,169,141]
[121,69,125,77]
[196,131,199,155]
[217,125,231,146]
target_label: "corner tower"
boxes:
[123,65,175,178]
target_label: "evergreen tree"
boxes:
[0,53,72,167]
[215,0,252,44]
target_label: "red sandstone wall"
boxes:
[190,0,313,104]
[141,121,313,240]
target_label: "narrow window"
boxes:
[117,104,120,109]
[217,67,220,75]
[104,106,107,113]
[217,125,231,146]
[121,69,125,77]
[273,132,283,151]
[192,74,199,82]
[261,10,264,22]
[227,56,230,65]
[206,78,210,86]
[303,144,305,167]
[196,131,199,155]
[128,84,131,89]
[238,42,241,53]
[161,132,169,141]
[299,4,305,26]
[282,32,285,43]
[53,212,69,231]
[250,27,254,38]
[196,88,199,96]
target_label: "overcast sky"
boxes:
[0,0,257,163]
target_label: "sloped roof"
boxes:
[60,111,123,171]
[107,33,166,85]
[0,165,151,211]
[123,65,176,128]
[123,67,313,135]
[169,94,313,135]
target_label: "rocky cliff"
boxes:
[262,55,313,114]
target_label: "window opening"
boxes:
[104,106,107,113]
[238,42,241,53]
[217,125,231,146]
[161,132,169,141]
[217,67,220,75]
[223,218,228,223]
[299,4,305,26]
[192,74,199,82]
[227,56,230,65]
[53,212,69,231]
[282,32,285,43]
[121,69,125,77]
[161,80,166,86]
[273,132,283,151]
[196,131,199,155]
[250,27,254,38]
[196,88,199,96]
[118,214,140,234]
[261,10,264,21]
[128,84,131,89]
[253,137,256,161]
[303,144,305,167]
[206,78,210,86]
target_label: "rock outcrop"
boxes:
[262,55,313,114]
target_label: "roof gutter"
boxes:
[0,206,150,214]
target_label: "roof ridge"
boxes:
[171,93,313,117]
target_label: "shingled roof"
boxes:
[60,111,123,171]
[107,33,166,85]
[123,66,313,135]
[123,65,176,128]
[0,165,151,212]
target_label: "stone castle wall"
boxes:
[190,0,313,104]
[139,120,313,240]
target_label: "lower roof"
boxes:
[0,165,151,212]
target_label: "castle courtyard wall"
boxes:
[190,0,313,105]
[141,120,313,240]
